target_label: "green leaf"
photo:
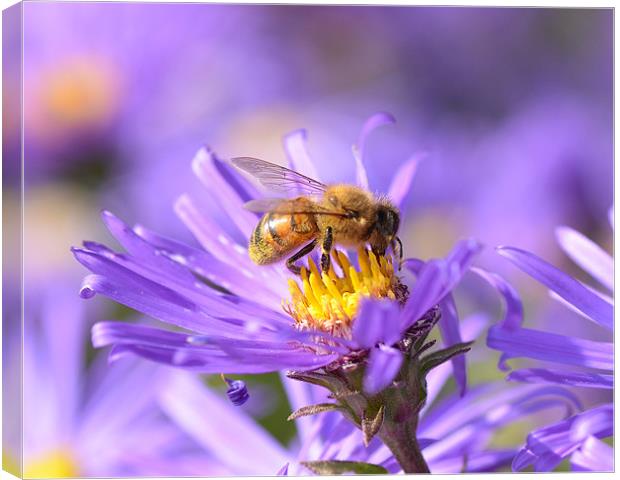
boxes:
[362,405,385,446]
[286,371,347,392]
[301,461,389,475]
[420,341,474,374]
[287,403,341,421]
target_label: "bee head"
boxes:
[376,203,400,238]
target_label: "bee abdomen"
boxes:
[249,212,316,265]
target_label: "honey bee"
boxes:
[231,157,402,274]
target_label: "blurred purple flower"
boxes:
[478,209,613,471]
[21,2,249,182]
[5,284,228,477]
[73,114,479,399]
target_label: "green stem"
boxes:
[378,416,430,474]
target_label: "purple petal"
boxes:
[352,144,370,190]
[78,269,246,337]
[353,112,396,190]
[402,239,482,330]
[487,325,613,371]
[507,368,613,389]
[471,267,523,331]
[444,238,484,274]
[555,226,613,291]
[158,372,289,474]
[73,252,212,332]
[276,463,289,476]
[174,194,256,271]
[76,359,168,452]
[110,342,335,374]
[608,206,614,229]
[570,436,613,472]
[133,224,284,308]
[514,404,613,472]
[430,450,515,473]
[77,236,287,326]
[402,259,447,328]
[420,384,581,442]
[92,321,194,349]
[283,129,320,181]
[214,342,339,372]
[100,211,199,285]
[40,286,87,439]
[423,313,488,413]
[363,345,403,395]
[352,299,402,348]
[497,246,613,330]
[387,154,422,211]
[75,244,291,334]
[547,290,611,326]
[192,147,258,237]
[212,149,260,204]
[92,320,339,374]
[356,112,396,163]
[437,295,467,396]
[512,449,537,471]
[424,386,581,467]
[570,404,613,441]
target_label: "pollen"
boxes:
[284,248,404,338]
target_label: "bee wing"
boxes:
[243,198,292,213]
[243,198,348,216]
[230,157,327,195]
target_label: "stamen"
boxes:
[284,248,406,339]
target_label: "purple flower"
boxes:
[73,114,493,472]
[73,113,478,399]
[478,209,613,471]
[4,284,229,477]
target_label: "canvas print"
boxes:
[2,2,613,477]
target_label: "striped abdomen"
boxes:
[249,208,318,265]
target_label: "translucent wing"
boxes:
[244,198,347,216]
[243,198,293,213]
[230,157,327,195]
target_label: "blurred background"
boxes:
[3,3,613,476]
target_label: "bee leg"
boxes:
[321,227,333,272]
[286,239,318,275]
[393,236,404,270]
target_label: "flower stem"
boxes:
[379,416,430,473]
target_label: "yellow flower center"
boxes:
[284,248,402,338]
[24,448,79,479]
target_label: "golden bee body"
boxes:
[233,158,401,274]
[249,198,318,265]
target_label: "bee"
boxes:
[231,157,402,274]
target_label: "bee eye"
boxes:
[377,208,399,236]
[329,195,339,207]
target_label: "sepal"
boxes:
[301,461,388,475]
[420,341,474,374]
[287,403,342,420]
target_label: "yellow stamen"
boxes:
[285,249,403,338]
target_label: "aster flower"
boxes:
[73,114,491,472]
[4,283,235,478]
[478,209,613,471]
